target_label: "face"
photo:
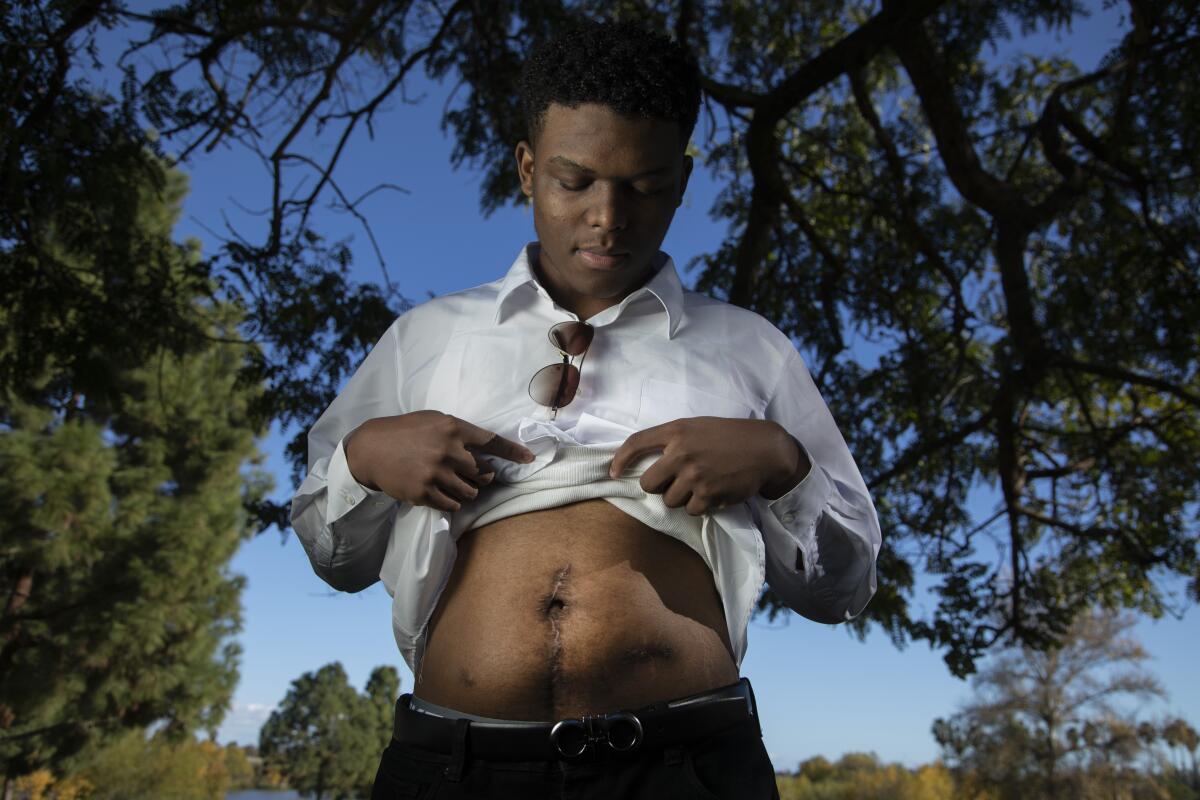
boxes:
[516,103,693,320]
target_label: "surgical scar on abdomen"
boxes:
[540,565,571,618]
[539,565,571,706]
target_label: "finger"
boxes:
[610,425,670,478]
[662,480,692,510]
[469,451,498,481]
[423,485,461,513]
[685,494,711,516]
[638,456,678,495]
[458,419,535,463]
[446,446,480,479]
[437,470,480,504]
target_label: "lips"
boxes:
[577,247,630,269]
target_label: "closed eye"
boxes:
[556,179,668,195]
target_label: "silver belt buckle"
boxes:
[549,711,644,758]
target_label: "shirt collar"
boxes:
[493,242,684,339]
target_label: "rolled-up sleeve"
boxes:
[290,319,405,592]
[748,346,881,624]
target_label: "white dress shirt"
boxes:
[291,244,882,675]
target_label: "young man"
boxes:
[291,20,881,799]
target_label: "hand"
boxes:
[344,410,535,512]
[608,417,808,516]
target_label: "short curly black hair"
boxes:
[519,20,701,151]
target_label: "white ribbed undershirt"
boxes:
[447,443,711,574]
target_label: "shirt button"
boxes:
[780,511,797,525]
[342,491,356,505]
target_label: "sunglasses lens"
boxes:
[549,322,594,356]
[528,362,580,408]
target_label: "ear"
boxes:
[676,154,693,208]
[515,140,535,197]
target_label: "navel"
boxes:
[540,564,572,618]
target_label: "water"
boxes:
[226,792,303,800]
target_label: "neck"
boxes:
[530,247,657,321]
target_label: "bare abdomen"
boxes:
[414,499,739,720]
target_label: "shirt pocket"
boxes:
[636,377,756,430]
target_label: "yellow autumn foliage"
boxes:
[776,753,957,800]
[6,732,261,800]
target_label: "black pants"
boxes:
[371,713,780,799]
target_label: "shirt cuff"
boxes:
[326,434,391,523]
[766,438,833,569]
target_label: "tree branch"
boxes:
[849,65,968,343]
[727,0,948,308]
[869,412,993,490]
[1055,358,1200,410]
[889,8,1037,226]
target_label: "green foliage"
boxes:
[7,0,1198,676]
[8,733,260,799]
[104,0,1199,676]
[2,1,407,538]
[776,752,956,800]
[65,730,229,800]
[0,155,272,777]
[259,662,400,800]
[221,741,257,791]
[0,2,213,415]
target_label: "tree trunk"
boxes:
[3,773,13,800]
[3,570,33,621]
[2,569,33,644]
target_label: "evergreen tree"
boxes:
[0,165,271,783]
[1,0,404,541]
[259,663,400,800]
[356,666,402,798]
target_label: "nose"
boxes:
[585,183,628,232]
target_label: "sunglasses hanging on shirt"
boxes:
[528,321,594,419]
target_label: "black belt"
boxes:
[392,678,760,761]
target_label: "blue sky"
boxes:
[90,2,1198,769]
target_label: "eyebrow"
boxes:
[548,155,671,179]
